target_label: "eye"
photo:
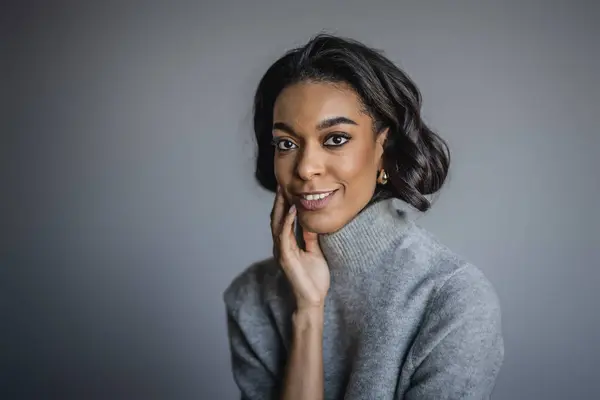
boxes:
[324,133,350,147]
[272,138,298,151]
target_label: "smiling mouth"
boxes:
[296,190,337,211]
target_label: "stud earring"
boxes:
[377,169,389,185]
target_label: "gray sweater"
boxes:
[224,198,504,399]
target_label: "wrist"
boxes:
[293,306,324,330]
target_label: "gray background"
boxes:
[2,0,598,399]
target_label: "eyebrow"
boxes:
[316,116,358,130]
[272,116,358,135]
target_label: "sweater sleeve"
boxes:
[404,265,504,400]
[223,265,283,400]
[225,311,279,400]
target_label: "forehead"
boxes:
[273,81,367,125]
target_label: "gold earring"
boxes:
[377,169,389,185]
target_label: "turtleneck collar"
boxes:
[318,198,413,274]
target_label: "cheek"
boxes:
[333,148,376,183]
[274,155,294,184]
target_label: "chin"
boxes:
[298,211,345,235]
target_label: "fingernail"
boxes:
[289,205,296,213]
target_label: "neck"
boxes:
[318,198,412,274]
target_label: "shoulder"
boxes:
[394,222,502,323]
[400,226,504,397]
[430,262,502,323]
[404,222,502,327]
[223,257,286,317]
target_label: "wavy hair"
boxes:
[252,34,450,212]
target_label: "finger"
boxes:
[278,205,313,291]
[270,186,287,237]
[270,188,282,259]
[279,204,299,258]
[303,229,323,255]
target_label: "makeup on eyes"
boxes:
[271,132,352,152]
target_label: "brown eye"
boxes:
[274,139,297,151]
[324,134,350,147]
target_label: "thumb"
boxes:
[303,230,323,255]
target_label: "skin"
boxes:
[272,81,388,234]
[269,81,387,399]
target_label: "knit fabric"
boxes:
[224,198,504,399]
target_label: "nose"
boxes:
[295,144,325,181]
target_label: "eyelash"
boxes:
[271,133,351,152]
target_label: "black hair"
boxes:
[252,33,450,212]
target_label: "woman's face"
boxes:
[272,81,387,234]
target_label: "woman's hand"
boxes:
[271,187,330,311]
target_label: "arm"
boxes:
[404,265,504,400]
[281,307,325,400]
[226,308,280,400]
[226,290,326,400]
[226,190,329,399]
[270,191,330,399]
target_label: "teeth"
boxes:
[303,192,332,201]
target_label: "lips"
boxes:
[296,190,337,211]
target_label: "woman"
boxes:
[224,34,504,400]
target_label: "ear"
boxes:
[375,128,389,168]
